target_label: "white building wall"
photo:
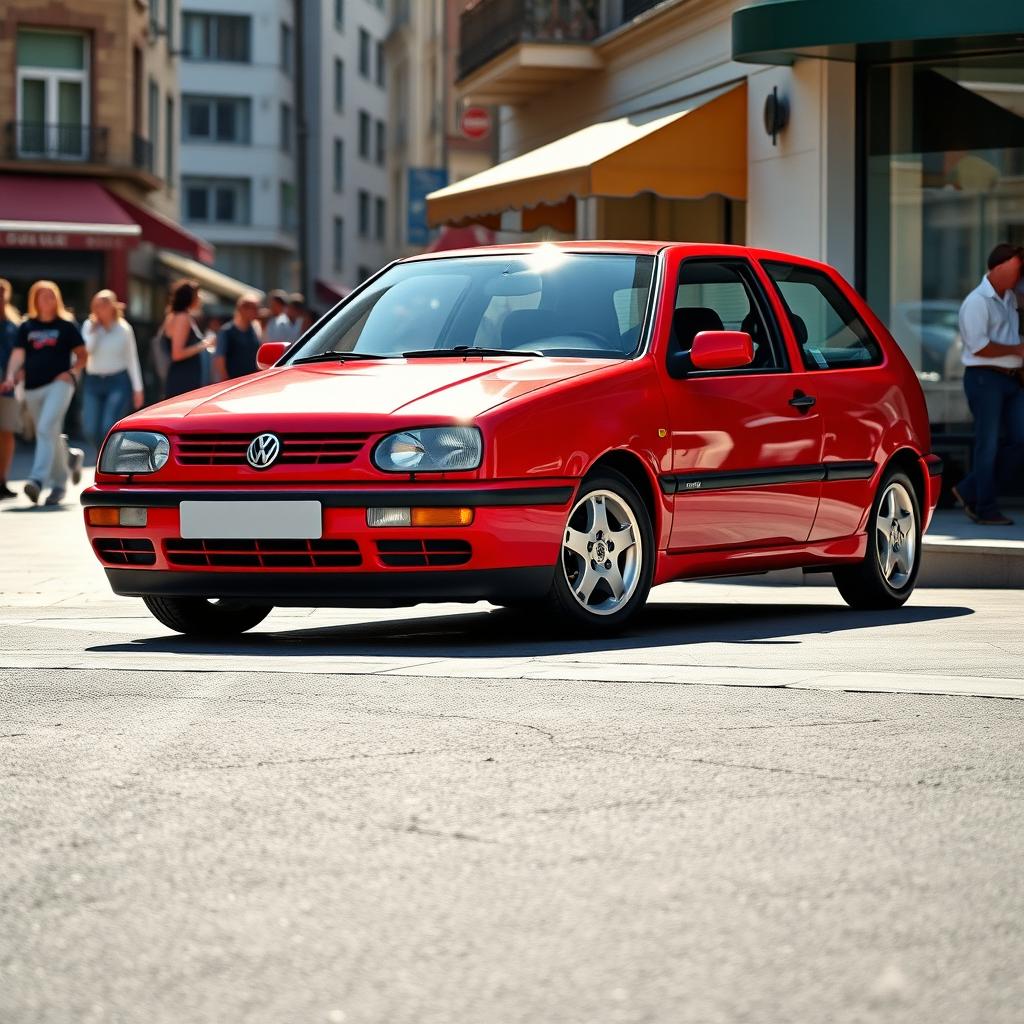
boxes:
[179,0,298,291]
[308,0,393,295]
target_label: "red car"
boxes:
[83,242,941,636]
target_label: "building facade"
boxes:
[431,0,1024,480]
[0,0,206,332]
[301,0,393,305]
[178,0,298,296]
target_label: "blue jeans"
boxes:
[83,370,132,446]
[957,367,1024,518]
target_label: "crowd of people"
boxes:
[0,276,312,506]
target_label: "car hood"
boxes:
[143,356,617,425]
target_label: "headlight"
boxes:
[99,431,170,474]
[373,427,482,473]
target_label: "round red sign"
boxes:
[460,106,491,141]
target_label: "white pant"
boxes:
[23,379,74,489]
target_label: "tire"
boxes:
[543,469,655,633]
[142,595,273,636]
[834,468,922,610]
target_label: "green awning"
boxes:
[732,0,1024,65]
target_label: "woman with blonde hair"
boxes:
[82,288,144,445]
[0,278,21,499]
[160,278,214,399]
[1,280,86,505]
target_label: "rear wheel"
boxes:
[834,469,921,610]
[544,470,655,633]
[143,596,273,636]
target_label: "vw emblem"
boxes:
[246,432,281,470]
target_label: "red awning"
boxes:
[107,190,214,264]
[425,224,496,252]
[0,174,141,252]
[315,278,351,305]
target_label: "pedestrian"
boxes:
[264,289,298,344]
[160,279,215,400]
[81,289,144,446]
[952,243,1024,526]
[213,292,263,382]
[0,280,86,505]
[0,278,22,499]
[287,292,307,340]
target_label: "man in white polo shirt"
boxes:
[952,243,1024,526]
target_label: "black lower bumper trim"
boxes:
[105,566,554,607]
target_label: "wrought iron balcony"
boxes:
[458,0,600,82]
[132,134,154,174]
[4,121,109,163]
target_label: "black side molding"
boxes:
[83,485,575,509]
[660,460,876,495]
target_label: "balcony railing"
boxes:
[132,134,154,174]
[458,0,599,81]
[4,121,109,163]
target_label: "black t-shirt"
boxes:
[15,318,84,390]
[216,322,261,379]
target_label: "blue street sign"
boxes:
[407,167,448,246]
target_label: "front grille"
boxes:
[95,538,156,566]
[165,538,362,569]
[376,539,472,568]
[175,432,371,466]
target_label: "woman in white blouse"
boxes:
[81,289,144,446]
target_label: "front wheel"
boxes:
[834,469,922,610]
[543,470,655,633]
[143,595,273,636]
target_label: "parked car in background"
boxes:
[83,242,942,636]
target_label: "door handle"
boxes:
[789,390,816,412]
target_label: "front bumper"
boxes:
[83,482,574,607]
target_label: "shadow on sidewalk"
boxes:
[88,599,973,661]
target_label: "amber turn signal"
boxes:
[411,507,474,527]
[86,507,148,527]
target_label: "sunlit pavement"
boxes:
[3,470,1023,1023]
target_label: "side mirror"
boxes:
[256,341,288,370]
[690,330,754,371]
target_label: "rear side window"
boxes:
[762,261,883,370]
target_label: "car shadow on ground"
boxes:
[88,598,974,661]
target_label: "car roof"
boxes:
[402,240,842,275]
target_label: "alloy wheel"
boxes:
[561,489,643,616]
[875,481,917,589]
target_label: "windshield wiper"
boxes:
[402,346,542,359]
[292,351,392,364]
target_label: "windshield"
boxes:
[287,251,657,362]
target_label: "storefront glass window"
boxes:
[865,55,1024,431]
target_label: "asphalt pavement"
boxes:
[2,473,1023,1023]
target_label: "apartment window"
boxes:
[358,110,370,158]
[182,95,251,143]
[15,29,90,159]
[280,102,292,152]
[358,28,371,78]
[150,0,161,37]
[374,196,385,241]
[165,95,174,182]
[334,58,344,111]
[183,177,251,224]
[280,22,293,75]
[280,181,297,231]
[375,119,385,166]
[148,78,159,158]
[182,13,250,62]
[334,0,344,29]
[376,40,385,87]
[358,190,370,237]
[333,137,344,192]
[166,0,175,50]
[333,216,344,272]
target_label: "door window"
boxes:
[16,30,89,160]
[673,259,786,371]
[763,261,883,370]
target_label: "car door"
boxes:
[659,253,824,551]
[759,259,888,542]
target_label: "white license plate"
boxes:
[179,500,322,540]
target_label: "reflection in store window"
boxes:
[865,55,1024,429]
